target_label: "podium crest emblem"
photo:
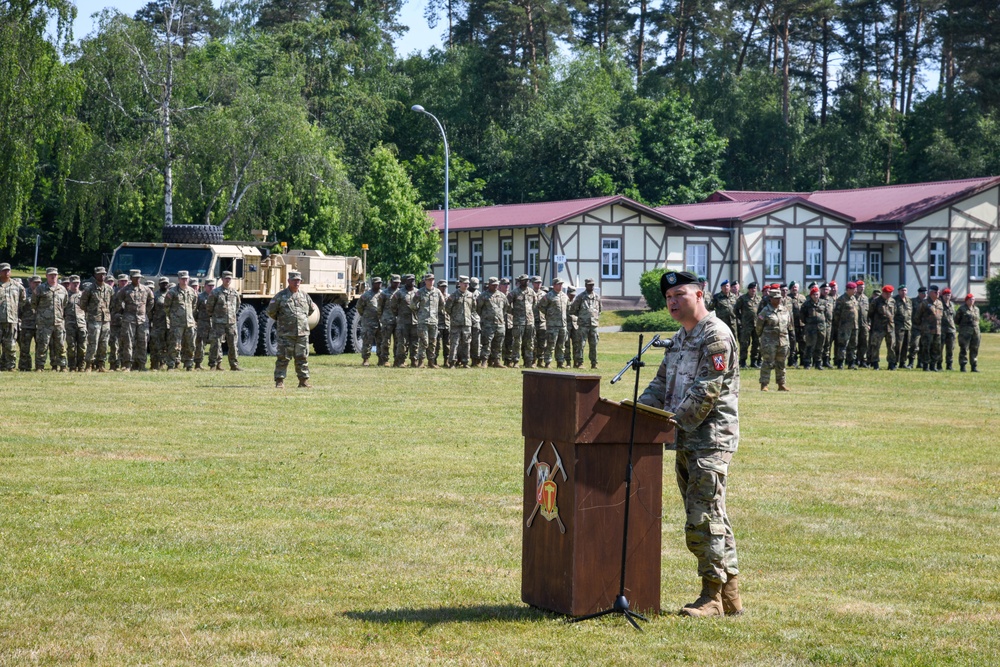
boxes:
[526,442,567,533]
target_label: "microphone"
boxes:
[651,338,674,349]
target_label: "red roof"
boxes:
[681,177,1000,226]
[427,195,692,231]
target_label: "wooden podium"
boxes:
[520,370,675,617]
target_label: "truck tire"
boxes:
[259,309,278,356]
[345,305,361,353]
[236,304,259,357]
[161,224,224,244]
[313,303,347,355]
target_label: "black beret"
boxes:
[747,281,758,289]
[660,270,699,293]
[917,286,927,293]
[929,284,940,292]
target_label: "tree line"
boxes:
[2,0,999,275]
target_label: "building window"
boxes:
[472,240,483,281]
[527,237,539,277]
[448,241,457,281]
[970,241,987,280]
[929,240,947,281]
[849,250,866,281]
[764,238,783,279]
[501,239,513,280]
[867,250,883,284]
[685,244,707,278]
[601,238,621,280]
[806,239,823,279]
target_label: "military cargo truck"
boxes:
[108,233,365,356]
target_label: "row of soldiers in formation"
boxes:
[0,263,247,373]
[703,277,983,379]
[354,273,603,370]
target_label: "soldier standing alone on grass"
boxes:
[638,270,742,618]
[266,270,317,388]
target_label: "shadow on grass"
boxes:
[344,604,555,627]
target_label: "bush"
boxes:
[986,273,1000,315]
[621,309,682,333]
[982,313,1000,333]
[639,268,667,311]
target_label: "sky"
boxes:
[69,0,443,53]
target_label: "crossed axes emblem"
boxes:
[525,441,567,533]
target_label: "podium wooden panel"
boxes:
[520,370,675,617]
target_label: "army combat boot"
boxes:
[721,576,744,616]
[778,384,790,392]
[680,579,724,617]
[298,378,311,388]
[760,383,768,392]
[960,363,966,372]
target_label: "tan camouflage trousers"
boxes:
[66,323,87,370]
[563,324,575,364]
[18,328,35,371]
[433,326,450,366]
[449,325,471,366]
[471,325,482,363]
[149,323,169,368]
[120,320,149,369]
[195,322,211,367]
[86,320,110,367]
[759,342,788,386]
[543,327,567,364]
[803,327,826,367]
[533,325,546,362]
[919,332,941,369]
[511,323,534,366]
[35,325,66,370]
[959,330,980,368]
[211,323,239,369]
[480,324,504,365]
[868,328,895,367]
[168,324,196,369]
[274,334,309,380]
[394,320,416,366]
[108,321,121,369]
[675,450,739,585]
[574,324,599,366]
[835,325,858,366]
[360,321,380,361]
[378,320,395,365]
[0,323,16,371]
[415,322,438,362]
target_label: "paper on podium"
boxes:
[619,399,675,423]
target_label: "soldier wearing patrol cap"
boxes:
[569,277,601,369]
[118,269,154,371]
[357,277,383,366]
[434,279,451,367]
[531,275,546,365]
[107,273,129,370]
[0,262,26,371]
[508,274,536,368]
[391,273,418,366]
[194,278,215,369]
[756,285,793,390]
[893,285,912,367]
[64,275,87,371]
[540,278,569,368]
[18,275,42,371]
[564,285,577,365]
[164,270,199,370]
[32,267,69,371]
[499,277,515,366]
[469,276,482,365]
[699,275,713,309]
[477,276,509,367]
[908,286,928,368]
[377,274,400,366]
[412,272,444,367]
[446,275,476,367]
[266,269,317,388]
[638,270,742,618]
[148,276,172,370]
[80,266,114,372]
[956,293,981,372]
[206,270,242,371]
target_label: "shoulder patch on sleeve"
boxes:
[706,340,728,356]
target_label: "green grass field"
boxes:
[2,334,999,665]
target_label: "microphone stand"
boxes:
[570,332,659,631]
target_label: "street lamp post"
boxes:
[411,104,449,282]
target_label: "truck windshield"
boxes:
[160,248,213,277]
[110,247,165,277]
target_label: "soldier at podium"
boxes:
[638,270,743,618]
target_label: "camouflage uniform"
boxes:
[64,287,87,371]
[356,284,382,364]
[17,283,37,371]
[207,282,242,370]
[532,284,547,364]
[916,296,944,370]
[893,293,912,368]
[446,282,476,366]
[508,281,536,367]
[108,281,127,370]
[470,280,482,364]
[755,298,793,388]
[195,287,213,369]
[32,279,69,370]
[563,288,577,364]
[800,295,827,368]
[477,283,509,367]
[734,291,761,367]
[709,291,738,339]
[867,293,896,368]
[955,302,981,371]
[265,286,317,382]
[569,286,601,368]
[164,283,198,369]
[788,292,806,366]
[391,283,418,367]
[80,278,114,370]
[149,284,170,370]
[855,290,870,367]
[411,279,445,366]
[0,273,25,371]
[940,297,956,370]
[832,293,859,368]
[377,279,398,366]
[639,311,740,586]
[820,294,835,367]
[434,282,450,367]
[119,280,154,370]
[908,294,927,366]
[540,287,569,367]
